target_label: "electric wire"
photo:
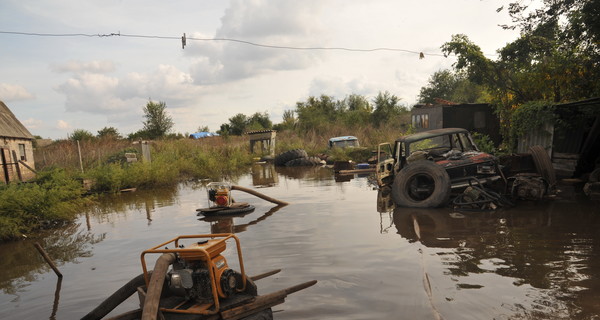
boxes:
[0,30,454,57]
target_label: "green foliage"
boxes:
[438,0,600,150]
[418,69,487,104]
[509,101,556,150]
[218,112,272,135]
[471,132,497,154]
[142,100,174,139]
[371,91,409,127]
[97,127,121,139]
[69,129,95,141]
[0,168,90,241]
[197,125,209,133]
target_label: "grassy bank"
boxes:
[1,126,411,241]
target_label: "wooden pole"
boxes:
[77,140,84,173]
[34,242,63,278]
[11,150,22,182]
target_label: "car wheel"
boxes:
[391,160,451,208]
[529,145,557,187]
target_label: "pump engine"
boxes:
[166,239,240,303]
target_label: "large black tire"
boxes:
[274,149,308,166]
[391,161,451,208]
[285,156,324,167]
[530,145,557,187]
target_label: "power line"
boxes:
[0,30,451,57]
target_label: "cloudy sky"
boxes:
[0,0,519,139]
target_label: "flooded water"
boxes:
[1,164,600,319]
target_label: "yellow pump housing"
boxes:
[140,234,247,315]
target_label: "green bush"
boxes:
[0,168,90,241]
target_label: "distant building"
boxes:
[411,103,501,146]
[0,100,36,183]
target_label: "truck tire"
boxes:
[285,156,324,167]
[391,160,451,208]
[529,145,557,187]
[274,149,308,166]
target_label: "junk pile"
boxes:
[273,149,325,167]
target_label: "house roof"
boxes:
[0,100,35,140]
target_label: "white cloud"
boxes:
[187,0,328,84]
[50,60,116,74]
[57,120,70,129]
[0,83,35,101]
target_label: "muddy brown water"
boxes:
[1,164,600,319]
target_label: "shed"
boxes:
[517,97,600,178]
[411,103,501,146]
[246,130,276,156]
[0,101,36,183]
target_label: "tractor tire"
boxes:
[285,156,324,167]
[530,145,557,187]
[391,160,451,208]
[274,149,308,166]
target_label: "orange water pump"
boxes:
[140,234,247,314]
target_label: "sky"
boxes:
[0,0,520,140]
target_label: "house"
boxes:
[0,100,36,183]
[517,97,600,178]
[411,103,502,146]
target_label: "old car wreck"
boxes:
[375,128,556,209]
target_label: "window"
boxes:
[18,144,26,161]
[412,113,430,129]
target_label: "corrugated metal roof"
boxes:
[0,100,35,139]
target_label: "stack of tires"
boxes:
[274,149,325,167]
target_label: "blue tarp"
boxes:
[189,132,219,139]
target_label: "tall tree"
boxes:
[142,101,174,139]
[371,91,407,127]
[418,69,487,104]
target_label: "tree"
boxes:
[418,69,486,104]
[371,91,407,127]
[247,112,272,131]
[142,100,174,139]
[196,125,209,133]
[97,126,121,139]
[438,0,600,150]
[227,113,249,135]
[69,129,94,141]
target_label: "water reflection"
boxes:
[252,163,278,187]
[275,166,332,181]
[199,205,287,234]
[0,223,105,295]
[392,202,600,319]
[84,185,180,226]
